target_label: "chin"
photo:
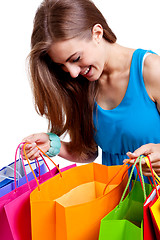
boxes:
[87,77,98,82]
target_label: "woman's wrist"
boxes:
[45,133,61,157]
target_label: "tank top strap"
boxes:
[126,48,156,104]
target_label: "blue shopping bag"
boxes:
[0,145,48,197]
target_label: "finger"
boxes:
[24,147,40,160]
[142,171,153,177]
[141,162,160,177]
[124,157,146,165]
[133,144,153,157]
[126,152,137,159]
[143,154,160,174]
[142,168,160,177]
[148,152,160,163]
[125,153,145,164]
[23,142,37,151]
[126,144,153,160]
[123,158,132,163]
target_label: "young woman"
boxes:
[23,0,160,180]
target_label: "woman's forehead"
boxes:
[48,38,88,62]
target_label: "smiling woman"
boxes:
[28,0,115,159]
[48,30,108,81]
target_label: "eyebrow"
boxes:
[66,53,77,62]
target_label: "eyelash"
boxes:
[72,56,80,63]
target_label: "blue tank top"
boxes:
[93,49,160,182]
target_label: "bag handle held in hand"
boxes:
[23,143,62,191]
[144,156,160,184]
[119,156,146,204]
[14,142,32,191]
[14,142,48,191]
[144,156,159,197]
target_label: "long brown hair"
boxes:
[29,0,116,159]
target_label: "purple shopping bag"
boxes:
[0,146,41,188]
[0,143,76,240]
[0,159,47,197]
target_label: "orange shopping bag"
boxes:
[30,163,128,240]
[27,146,129,240]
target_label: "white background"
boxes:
[0,0,160,169]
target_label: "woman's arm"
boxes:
[124,53,160,176]
[23,132,98,163]
[143,53,160,111]
[59,141,98,163]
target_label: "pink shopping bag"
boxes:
[0,143,76,240]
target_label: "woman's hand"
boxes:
[22,133,50,160]
[123,143,160,176]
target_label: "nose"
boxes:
[65,64,80,78]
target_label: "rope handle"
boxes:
[36,145,62,177]
[23,143,62,191]
[14,142,43,190]
[14,142,31,191]
[21,142,59,179]
[14,142,53,191]
[138,157,147,200]
[135,165,144,191]
[103,159,131,195]
[119,156,146,204]
[144,156,159,197]
[144,156,160,183]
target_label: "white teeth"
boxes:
[83,67,90,75]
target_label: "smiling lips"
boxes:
[81,66,91,76]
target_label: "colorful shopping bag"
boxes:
[0,143,76,240]
[30,156,129,240]
[143,156,159,240]
[143,156,160,240]
[0,144,47,188]
[0,159,47,197]
[143,186,159,240]
[99,157,152,240]
[150,195,160,239]
[0,159,24,188]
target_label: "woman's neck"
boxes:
[101,42,135,79]
[96,42,135,110]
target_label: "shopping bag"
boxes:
[150,195,160,239]
[0,160,24,188]
[144,186,160,240]
[143,156,159,240]
[30,153,129,240]
[0,143,76,240]
[0,144,46,188]
[143,156,160,240]
[0,159,47,197]
[99,157,152,240]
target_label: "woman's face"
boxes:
[48,27,106,81]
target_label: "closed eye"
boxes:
[72,56,80,63]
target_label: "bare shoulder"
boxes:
[143,53,160,107]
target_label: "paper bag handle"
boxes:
[23,143,62,191]
[14,142,32,191]
[14,142,46,190]
[14,142,54,191]
[119,156,148,204]
[144,156,159,197]
[103,159,131,195]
